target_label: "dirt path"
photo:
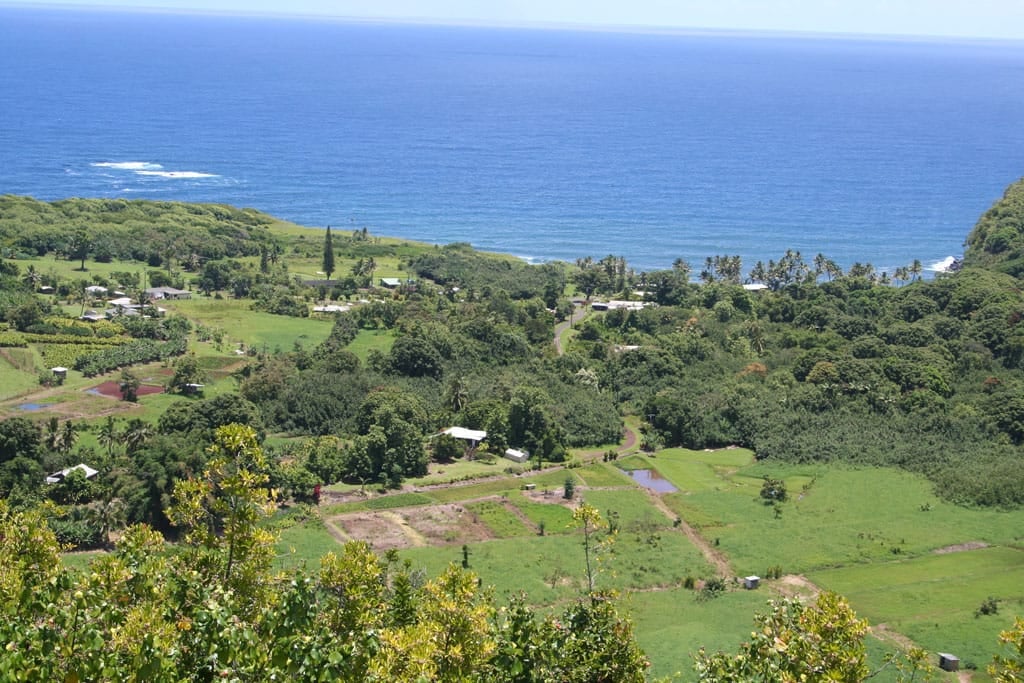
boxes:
[381,511,430,547]
[553,303,587,356]
[618,424,638,453]
[323,517,350,545]
[642,489,733,578]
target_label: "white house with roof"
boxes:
[438,426,487,447]
[45,463,99,485]
[145,286,191,300]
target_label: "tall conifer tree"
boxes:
[322,225,335,280]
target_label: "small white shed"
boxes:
[743,576,760,590]
[504,448,530,464]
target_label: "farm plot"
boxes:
[332,503,495,551]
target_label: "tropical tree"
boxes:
[21,264,41,291]
[572,502,612,594]
[444,376,469,413]
[67,226,92,271]
[694,592,929,682]
[86,494,126,548]
[166,353,207,394]
[119,368,140,402]
[121,418,152,455]
[167,423,276,602]
[97,416,120,457]
[990,617,1024,682]
[59,419,78,455]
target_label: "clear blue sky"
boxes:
[8,0,1024,40]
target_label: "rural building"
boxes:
[743,283,769,292]
[504,448,530,463]
[45,463,99,485]
[145,286,191,300]
[379,277,403,288]
[439,426,487,447]
[84,285,108,296]
[743,576,760,590]
[106,297,166,318]
[591,300,650,312]
[51,367,67,383]
[312,304,350,313]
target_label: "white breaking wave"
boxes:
[927,256,958,272]
[135,170,219,179]
[92,161,163,170]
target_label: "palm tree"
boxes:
[119,369,141,403]
[45,417,62,451]
[87,495,126,548]
[60,419,78,454]
[76,279,89,316]
[444,376,469,413]
[98,416,120,458]
[22,265,41,291]
[910,259,923,282]
[122,418,152,455]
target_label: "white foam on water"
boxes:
[92,161,163,170]
[927,256,958,272]
[134,170,219,179]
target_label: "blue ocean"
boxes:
[2,7,1024,274]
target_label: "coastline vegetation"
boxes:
[1,181,1024,679]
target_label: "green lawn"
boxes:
[162,297,332,351]
[274,520,340,571]
[405,455,515,487]
[507,492,576,535]
[579,488,672,531]
[643,451,1024,576]
[627,586,779,681]
[465,499,533,538]
[576,462,634,487]
[812,546,1024,675]
[345,328,397,362]
[400,528,712,606]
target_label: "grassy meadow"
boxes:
[287,448,1024,680]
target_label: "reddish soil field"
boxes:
[89,381,165,400]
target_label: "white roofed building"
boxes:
[439,427,487,446]
[45,463,99,485]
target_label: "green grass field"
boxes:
[274,520,340,571]
[398,527,712,606]
[812,546,1024,676]
[345,328,397,362]
[162,298,332,351]
[465,499,533,538]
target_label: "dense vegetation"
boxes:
[2,185,1024,678]
[0,427,650,682]
[963,177,1024,274]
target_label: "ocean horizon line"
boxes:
[3,3,1024,45]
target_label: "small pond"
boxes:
[625,469,678,493]
[18,402,50,411]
